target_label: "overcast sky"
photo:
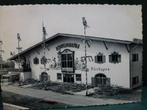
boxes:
[0,4,142,60]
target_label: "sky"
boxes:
[0,4,142,60]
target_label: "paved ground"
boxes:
[3,103,29,110]
[2,85,136,106]
[74,88,95,95]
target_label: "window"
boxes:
[76,74,81,81]
[41,56,47,64]
[132,54,139,62]
[95,53,105,63]
[61,54,73,68]
[33,57,39,64]
[109,52,121,63]
[57,73,62,80]
[61,49,74,72]
[40,72,49,82]
[132,76,139,85]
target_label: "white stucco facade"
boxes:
[10,34,142,89]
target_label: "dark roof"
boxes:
[9,33,142,60]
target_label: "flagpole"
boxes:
[82,17,88,96]
[18,36,20,71]
[84,27,88,96]
[42,22,47,72]
[17,33,21,72]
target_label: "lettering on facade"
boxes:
[56,43,80,51]
[91,67,110,72]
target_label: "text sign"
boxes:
[91,67,110,72]
[56,43,80,51]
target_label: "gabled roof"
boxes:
[9,33,142,60]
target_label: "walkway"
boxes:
[2,85,135,106]
[74,88,95,96]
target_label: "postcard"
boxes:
[0,4,142,109]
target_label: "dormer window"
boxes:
[109,52,121,63]
[95,52,105,63]
[33,57,39,64]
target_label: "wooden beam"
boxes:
[125,44,130,53]
[103,41,108,50]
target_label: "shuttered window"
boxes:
[33,57,39,64]
[109,52,121,63]
[41,56,47,65]
[95,53,105,63]
[132,76,139,85]
[132,54,139,62]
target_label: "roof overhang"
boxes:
[8,33,142,60]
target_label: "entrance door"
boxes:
[95,73,107,86]
[40,72,49,82]
[63,74,74,83]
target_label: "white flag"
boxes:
[17,33,21,41]
[42,22,47,41]
[82,17,89,28]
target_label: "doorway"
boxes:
[40,72,49,82]
[63,74,74,83]
[95,73,107,86]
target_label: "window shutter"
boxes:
[95,56,97,63]
[137,54,139,61]
[109,55,112,63]
[118,55,121,63]
[103,55,106,63]
[91,77,95,86]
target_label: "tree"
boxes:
[0,75,3,110]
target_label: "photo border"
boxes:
[0,0,145,110]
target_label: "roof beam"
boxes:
[125,44,130,53]
[103,41,108,50]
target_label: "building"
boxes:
[0,40,15,75]
[9,33,142,89]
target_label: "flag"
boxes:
[0,41,3,44]
[10,51,13,56]
[42,22,47,41]
[82,17,89,28]
[10,51,15,56]
[17,33,21,41]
